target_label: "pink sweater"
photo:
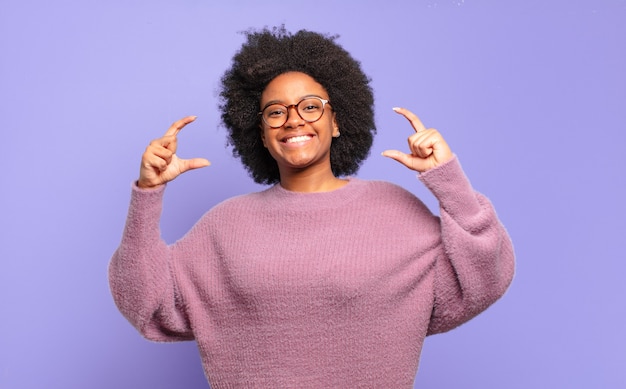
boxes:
[109,157,514,388]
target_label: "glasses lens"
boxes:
[262,104,287,128]
[297,98,325,122]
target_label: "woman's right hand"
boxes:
[137,116,211,189]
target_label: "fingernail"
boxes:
[392,107,401,112]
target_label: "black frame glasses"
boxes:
[259,96,331,128]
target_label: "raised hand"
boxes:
[137,116,211,189]
[382,107,453,173]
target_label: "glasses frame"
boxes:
[259,96,331,129]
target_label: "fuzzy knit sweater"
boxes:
[109,157,515,388]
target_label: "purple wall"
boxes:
[1,1,625,388]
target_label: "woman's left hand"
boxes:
[382,107,454,173]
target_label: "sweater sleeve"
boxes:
[419,156,515,335]
[108,183,194,342]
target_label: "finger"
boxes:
[142,153,169,173]
[408,130,436,158]
[392,107,427,133]
[164,115,197,137]
[412,129,453,163]
[148,134,178,157]
[146,142,174,164]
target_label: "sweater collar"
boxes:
[259,178,366,210]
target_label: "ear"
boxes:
[259,124,268,148]
[331,112,340,138]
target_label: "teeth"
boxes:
[286,135,311,143]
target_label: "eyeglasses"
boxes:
[259,97,331,128]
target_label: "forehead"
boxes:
[261,72,328,103]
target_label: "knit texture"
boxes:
[109,157,515,388]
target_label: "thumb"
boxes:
[179,157,211,174]
[382,149,412,167]
[382,150,428,172]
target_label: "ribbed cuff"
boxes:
[418,156,481,216]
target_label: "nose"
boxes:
[284,104,304,128]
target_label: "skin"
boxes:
[137,116,210,189]
[137,75,453,190]
[258,72,343,192]
[382,107,454,173]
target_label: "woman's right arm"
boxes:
[108,116,210,341]
[109,185,194,341]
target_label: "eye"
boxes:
[265,106,286,118]
[299,99,322,112]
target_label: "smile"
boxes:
[284,135,314,144]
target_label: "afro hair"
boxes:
[219,26,375,185]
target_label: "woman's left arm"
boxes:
[420,156,515,334]
[383,108,515,334]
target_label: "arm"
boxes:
[109,116,210,341]
[109,184,193,341]
[383,108,515,334]
[420,157,514,334]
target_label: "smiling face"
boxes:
[260,72,339,179]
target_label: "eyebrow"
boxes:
[260,94,327,110]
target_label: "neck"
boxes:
[279,168,347,193]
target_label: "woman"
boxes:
[109,27,515,387]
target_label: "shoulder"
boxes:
[358,178,411,194]
[208,188,270,215]
[354,178,421,203]
[185,189,272,237]
[348,178,434,218]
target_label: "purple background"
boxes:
[2,1,625,388]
